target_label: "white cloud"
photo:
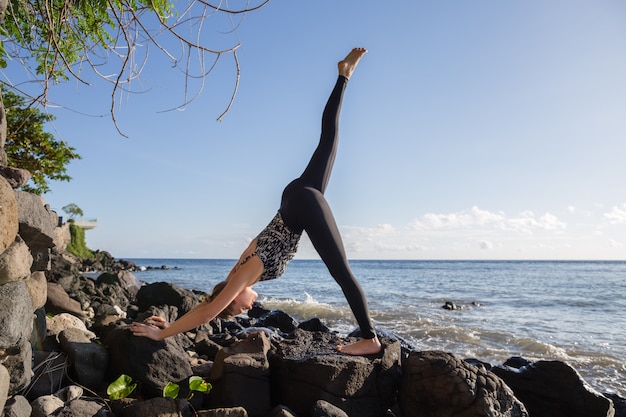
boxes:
[409,206,566,234]
[294,205,626,260]
[374,242,429,253]
[604,204,626,224]
[376,223,395,233]
[479,240,493,250]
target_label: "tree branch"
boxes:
[1,0,271,136]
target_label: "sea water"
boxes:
[129,259,626,396]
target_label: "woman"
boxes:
[131,48,381,356]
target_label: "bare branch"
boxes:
[199,0,271,14]
[1,0,271,135]
[108,0,133,138]
[216,48,240,122]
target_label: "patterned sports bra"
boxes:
[240,212,301,281]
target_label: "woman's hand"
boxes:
[144,315,169,329]
[129,316,169,341]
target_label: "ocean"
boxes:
[129,258,625,397]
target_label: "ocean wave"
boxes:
[259,293,351,321]
[506,337,572,360]
[256,291,625,396]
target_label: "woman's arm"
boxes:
[130,256,263,341]
[227,239,257,277]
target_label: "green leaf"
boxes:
[163,382,180,399]
[3,90,80,195]
[188,376,212,394]
[107,374,137,400]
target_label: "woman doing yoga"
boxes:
[131,47,381,356]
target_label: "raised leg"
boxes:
[297,47,368,194]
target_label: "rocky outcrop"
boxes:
[14,190,56,271]
[399,351,527,417]
[0,166,623,417]
[0,176,18,253]
[0,166,31,189]
[30,385,109,417]
[0,172,58,404]
[271,329,401,417]
[491,357,615,417]
[103,324,194,399]
[135,280,199,318]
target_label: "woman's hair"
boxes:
[210,280,237,320]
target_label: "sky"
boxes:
[4,1,626,260]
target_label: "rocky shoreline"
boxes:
[1,175,624,417]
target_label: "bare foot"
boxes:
[338,47,368,79]
[336,337,381,356]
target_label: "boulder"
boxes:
[103,325,193,398]
[399,350,528,417]
[270,329,402,417]
[30,385,94,417]
[58,327,109,391]
[30,394,64,417]
[0,176,18,253]
[110,397,193,417]
[0,280,33,347]
[194,333,223,361]
[46,282,85,319]
[0,166,31,189]
[96,270,141,298]
[92,304,127,329]
[207,331,272,416]
[46,249,83,288]
[0,364,8,411]
[56,397,110,417]
[266,405,297,417]
[0,280,34,394]
[25,271,47,310]
[30,247,52,274]
[14,191,56,249]
[53,222,71,254]
[312,400,350,417]
[0,99,4,154]
[196,407,248,417]
[0,236,33,284]
[255,310,298,334]
[94,270,141,314]
[2,395,32,417]
[46,313,93,338]
[491,358,615,417]
[298,317,331,333]
[3,342,32,395]
[136,281,199,318]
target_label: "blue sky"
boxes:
[5,1,626,260]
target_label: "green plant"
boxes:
[3,90,80,195]
[163,376,212,399]
[66,222,94,260]
[1,0,271,135]
[162,381,180,399]
[62,203,84,220]
[107,374,137,400]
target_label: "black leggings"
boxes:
[278,76,376,340]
